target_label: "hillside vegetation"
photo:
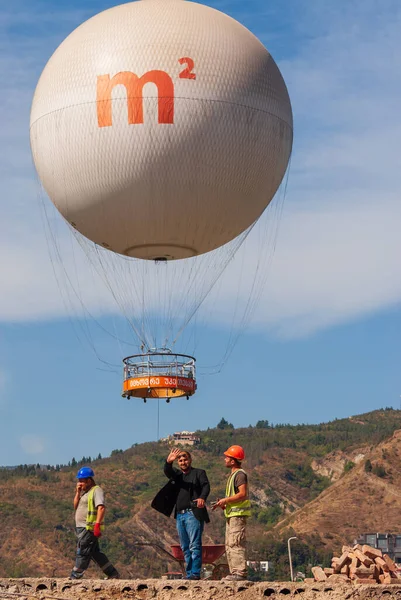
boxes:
[1,408,401,580]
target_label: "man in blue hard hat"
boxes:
[70,466,119,580]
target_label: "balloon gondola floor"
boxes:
[122,349,196,403]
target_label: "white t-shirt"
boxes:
[75,486,105,527]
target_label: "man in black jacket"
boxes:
[152,447,210,580]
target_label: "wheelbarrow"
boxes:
[135,541,229,579]
[170,544,229,580]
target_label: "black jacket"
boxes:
[151,461,210,523]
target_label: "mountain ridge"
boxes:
[1,407,400,580]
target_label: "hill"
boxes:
[1,407,401,580]
[275,427,401,542]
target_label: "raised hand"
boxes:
[167,447,182,463]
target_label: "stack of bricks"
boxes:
[308,544,401,584]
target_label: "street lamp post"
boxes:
[287,536,297,582]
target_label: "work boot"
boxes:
[223,574,246,581]
[103,570,120,580]
[69,570,84,580]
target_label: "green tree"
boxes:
[372,463,386,478]
[344,460,355,473]
[217,418,234,430]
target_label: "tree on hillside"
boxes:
[217,417,234,430]
[256,420,270,429]
[344,460,355,473]
[372,463,386,478]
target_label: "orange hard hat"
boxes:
[224,445,245,461]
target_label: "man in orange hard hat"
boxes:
[212,445,251,581]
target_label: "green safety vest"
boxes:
[224,468,251,518]
[86,485,105,532]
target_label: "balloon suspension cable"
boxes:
[157,398,160,441]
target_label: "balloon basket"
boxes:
[122,349,196,401]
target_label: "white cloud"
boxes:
[19,434,46,455]
[253,195,400,337]
[0,0,400,339]
[197,188,401,339]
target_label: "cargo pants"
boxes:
[73,527,119,578]
[225,516,247,577]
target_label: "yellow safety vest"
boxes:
[224,468,251,518]
[86,485,105,532]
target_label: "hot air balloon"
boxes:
[30,0,293,401]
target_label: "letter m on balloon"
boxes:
[97,71,174,127]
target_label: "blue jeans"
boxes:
[176,510,204,577]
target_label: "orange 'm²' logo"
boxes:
[97,58,196,128]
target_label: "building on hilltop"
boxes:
[171,431,201,445]
[160,431,201,446]
[355,533,401,562]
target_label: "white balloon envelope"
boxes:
[30,0,293,260]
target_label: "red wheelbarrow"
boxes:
[170,544,229,579]
[135,541,229,579]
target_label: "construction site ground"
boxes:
[1,578,401,600]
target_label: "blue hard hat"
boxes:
[76,466,95,479]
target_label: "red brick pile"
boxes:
[308,544,401,584]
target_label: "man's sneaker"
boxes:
[69,570,84,580]
[223,574,246,581]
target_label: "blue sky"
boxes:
[0,0,400,466]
